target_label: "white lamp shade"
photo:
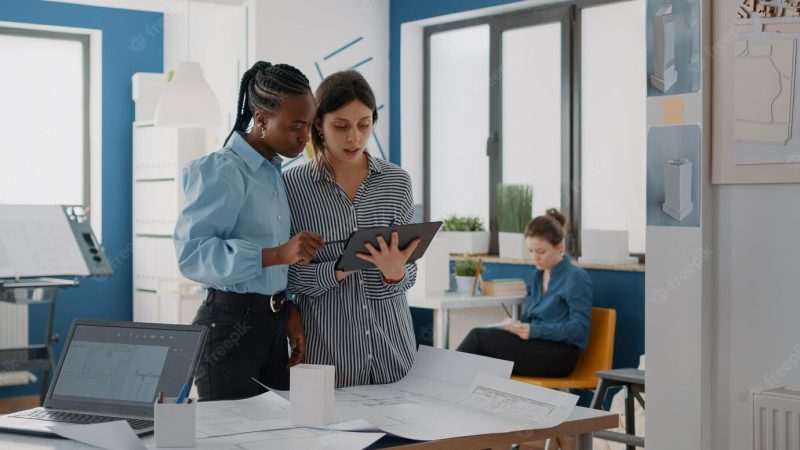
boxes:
[154,61,222,128]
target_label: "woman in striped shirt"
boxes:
[284,70,420,387]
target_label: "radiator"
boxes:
[0,302,34,387]
[754,388,800,450]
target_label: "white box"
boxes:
[578,230,638,265]
[290,364,335,427]
[154,398,195,448]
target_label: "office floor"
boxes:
[0,396,38,414]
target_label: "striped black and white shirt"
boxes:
[283,154,417,388]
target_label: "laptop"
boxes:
[0,319,207,437]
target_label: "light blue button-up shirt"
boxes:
[173,132,290,295]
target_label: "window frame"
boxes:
[0,26,91,211]
[422,0,643,260]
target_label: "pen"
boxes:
[389,218,395,227]
[175,383,190,404]
[500,303,513,319]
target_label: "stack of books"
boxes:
[481,278,526,297]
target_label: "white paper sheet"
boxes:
[482,318,515,329]
[195,391,291,438]
[0,205,89,278]
[334,373,577,441]
[149,428,383,450]
[197,347,572,443]
[49,421,146,450]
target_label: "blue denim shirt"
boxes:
[521,256,593,350]
[173,132,291,295]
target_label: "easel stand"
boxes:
[0,278,79,404]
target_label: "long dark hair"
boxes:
[310,70,378,174]
[224,61,312,145]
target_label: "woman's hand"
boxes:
[505,321,530,340]
[355,231,420,281]
[286,303,306,368]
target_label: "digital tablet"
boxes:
[334,221,443,272]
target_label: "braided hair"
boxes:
[224,61,312,145]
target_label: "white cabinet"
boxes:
[131,120,205,324]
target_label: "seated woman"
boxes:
[457,209,592,377]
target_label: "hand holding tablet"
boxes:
[333,221,443,272]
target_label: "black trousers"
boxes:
[191,291,290,401]
[457,327,581,377]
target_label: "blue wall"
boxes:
[389,0,523,164]
[0,0,163,398]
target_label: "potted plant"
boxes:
[440,215,490,255]
[497,184,533,260]
[454,259,485,295]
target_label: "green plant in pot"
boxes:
[440,215,489,254]
[497,184,533,259]
[454,259,485,295]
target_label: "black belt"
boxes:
[206,289,287,314]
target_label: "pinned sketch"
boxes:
[734,0,800,164]
[651,4,678,93]
[734,39,795,145]
[646,0,701,96]
[647,125,700,227]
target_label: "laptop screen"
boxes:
[45,321,206,417]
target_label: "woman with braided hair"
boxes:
[174,61,324,401]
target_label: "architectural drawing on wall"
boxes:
[733,1,800,164]
[647,125,700,227]
[283,35,387,171]
[738,0,800,18]
[651,4,678,92]
[734,39,795,145]
[646,0,700,96]
[662,158,694,221]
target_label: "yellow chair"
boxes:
[511,307,617,389]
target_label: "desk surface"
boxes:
[407,293,525,310]
[0,407,616,449]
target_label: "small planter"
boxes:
[454,275,476,295]
[440,231,490,255]
[498,232,528,260]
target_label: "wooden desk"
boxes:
[375,406,618,450]
[406,293,525,349]
[0,407,617,450]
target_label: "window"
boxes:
[580,0,647,254]
[0,28,90,209]
[423,0,646,256]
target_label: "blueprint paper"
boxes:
[333,373,577,441]
[196,346,573,442]
[195,391,291,438]
[148,428,383,450]
[49,421,146,450]
[0,205,89,278]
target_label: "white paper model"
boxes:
[290,364,335,427]
[578,230,637,265]
[662,158,693,221]
[651,4,678,93]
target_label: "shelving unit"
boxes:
[131,118,205,324]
